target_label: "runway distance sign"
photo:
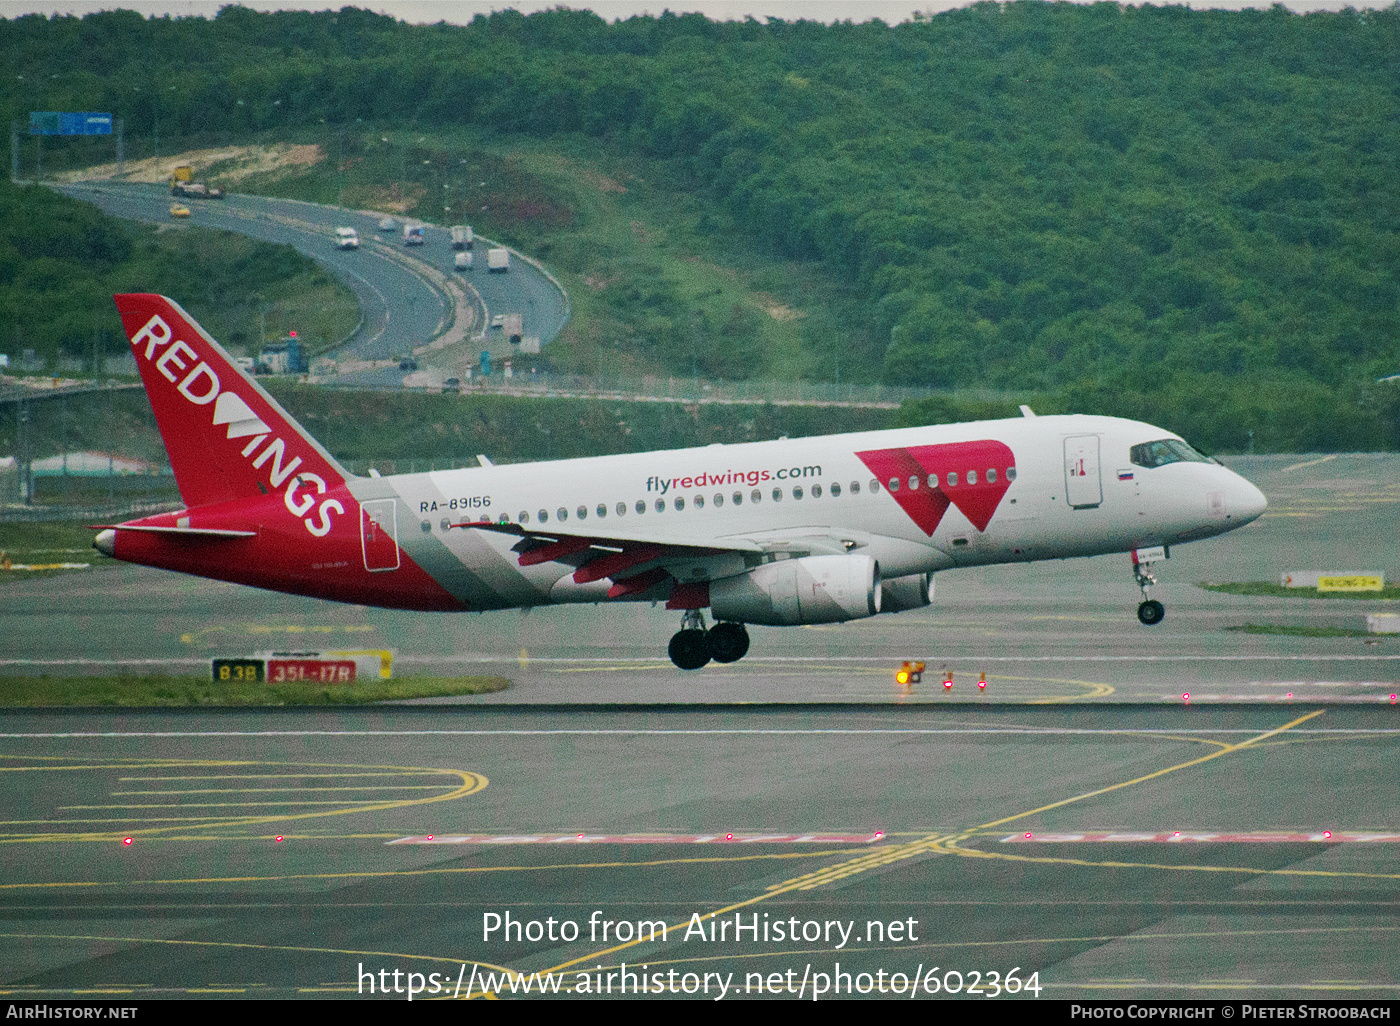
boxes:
[212,657,264,683]
[267,656,357,683]
[211,650,394,683]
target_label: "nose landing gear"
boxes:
[667,610,751,669]
[1132,545,1168,625]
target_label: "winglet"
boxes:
[113,293,350,507]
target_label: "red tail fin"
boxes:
[114,293,349,507]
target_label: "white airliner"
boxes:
[97,294,1267,669]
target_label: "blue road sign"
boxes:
[29,112,113,136]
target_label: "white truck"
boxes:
[487,248,509,273]
[451,225,474,251]
[335,227,360,250]
[503,313,523,345]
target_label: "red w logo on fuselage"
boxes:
[856,440,1015,536]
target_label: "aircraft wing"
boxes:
[459,520,856,599]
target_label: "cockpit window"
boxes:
[1131,438,1214,469]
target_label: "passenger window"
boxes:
[557,508,568,521]
[968,470,977,485]
[577,505,587,520]
[811,484,822,498]
[440,518,451,532]
[519,511,529,524]
[831,482,842,497]
[927,474,938,489]
[635,500,646,515]
[498,512,509,524]
[674,497,685,511]
[947,472,958,487]
[888,478,899,492]
[694,495,704,509]
[733,491,743,506]
[617,502,627,516]
[1007,467,1017,481]
[597,503,607,518]
[870,479,880,493]
[655,498,665,513]
[538,509,548,523]
[987,468,997,484]
[751,489,762,504]
[793,486,803,500]
[772,487,782,502]
[850,481,860,495]
[714,493,724,507]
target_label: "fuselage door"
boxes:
[360,498,401,572]
[1064,435,1102,510]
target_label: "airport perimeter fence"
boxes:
[333,371,1009,410]
[1,498,179,524]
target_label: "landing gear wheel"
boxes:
[707,622,750,663]
[669,629,711,670]
[1137,599,1165,626]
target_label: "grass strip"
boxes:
[0,673,508,707]
[1223,625,1395,639]
[1199,582,1400,601]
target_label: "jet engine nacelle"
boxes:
[710,554,881,626]
[880,571,934,613]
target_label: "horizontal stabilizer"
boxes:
[94,524,257,538]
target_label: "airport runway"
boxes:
[0,453,1395,1000]
[0,703,1397,1000]
[2,454,1395,704]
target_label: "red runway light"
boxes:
[275,835,284,843]
[121,837,133,846]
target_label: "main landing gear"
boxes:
[668,610,751,670]
[1132,547,1166,626]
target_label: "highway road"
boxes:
[56,181,569,387]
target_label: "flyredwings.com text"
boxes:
[646,464,822,495]
[357,962,1042,999]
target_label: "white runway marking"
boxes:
[4,726,1400,739]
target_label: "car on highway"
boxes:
[335,227,360,250]
[378,216,396,232]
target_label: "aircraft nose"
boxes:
[1230,477,1267,525]
[93,529,115,557]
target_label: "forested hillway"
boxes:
[3,2,1398,452]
